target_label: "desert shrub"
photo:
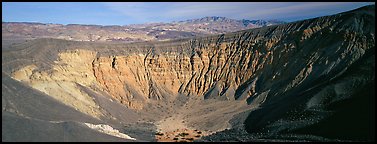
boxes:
[178,132,189,137]
[155,132,164,136]
[186,138,194,141]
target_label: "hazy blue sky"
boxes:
[2,2,374,25]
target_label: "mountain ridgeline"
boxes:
[2,5,374,142]
[2,16,284,45]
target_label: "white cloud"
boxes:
[238,2,373,20]
[103,2,374,23]
[103,2,165,23]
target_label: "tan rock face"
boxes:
[90,40,274,109]
[12,49,104,118]
[92,55,149,109]
[8,30,300,112]
[92,53,196,109]
[11,40,270,111]
[9,5,375,114]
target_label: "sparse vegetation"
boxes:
[155,132,164,136]
[178,132,189,137]
[186,138,194,141]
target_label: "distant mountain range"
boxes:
[2,16,285,44]
[177,16,283,27]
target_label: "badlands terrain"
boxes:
[2,5,375,142]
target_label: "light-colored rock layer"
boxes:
[12,49,103,119]
[11,5,375,113]
[84,123,136,140]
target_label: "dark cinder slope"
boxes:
[2,72,140,142]
[2,112,135,142]
[2,72,100,123]
[200,5,375,142]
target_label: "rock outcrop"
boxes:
[84,123,136,140]
[3,5,375,142]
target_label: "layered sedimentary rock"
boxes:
[12,49,103,118]
[9,5,374,113]
[4,5,375,141]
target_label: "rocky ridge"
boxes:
[2,17,284,44]
[2,5,375,142]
